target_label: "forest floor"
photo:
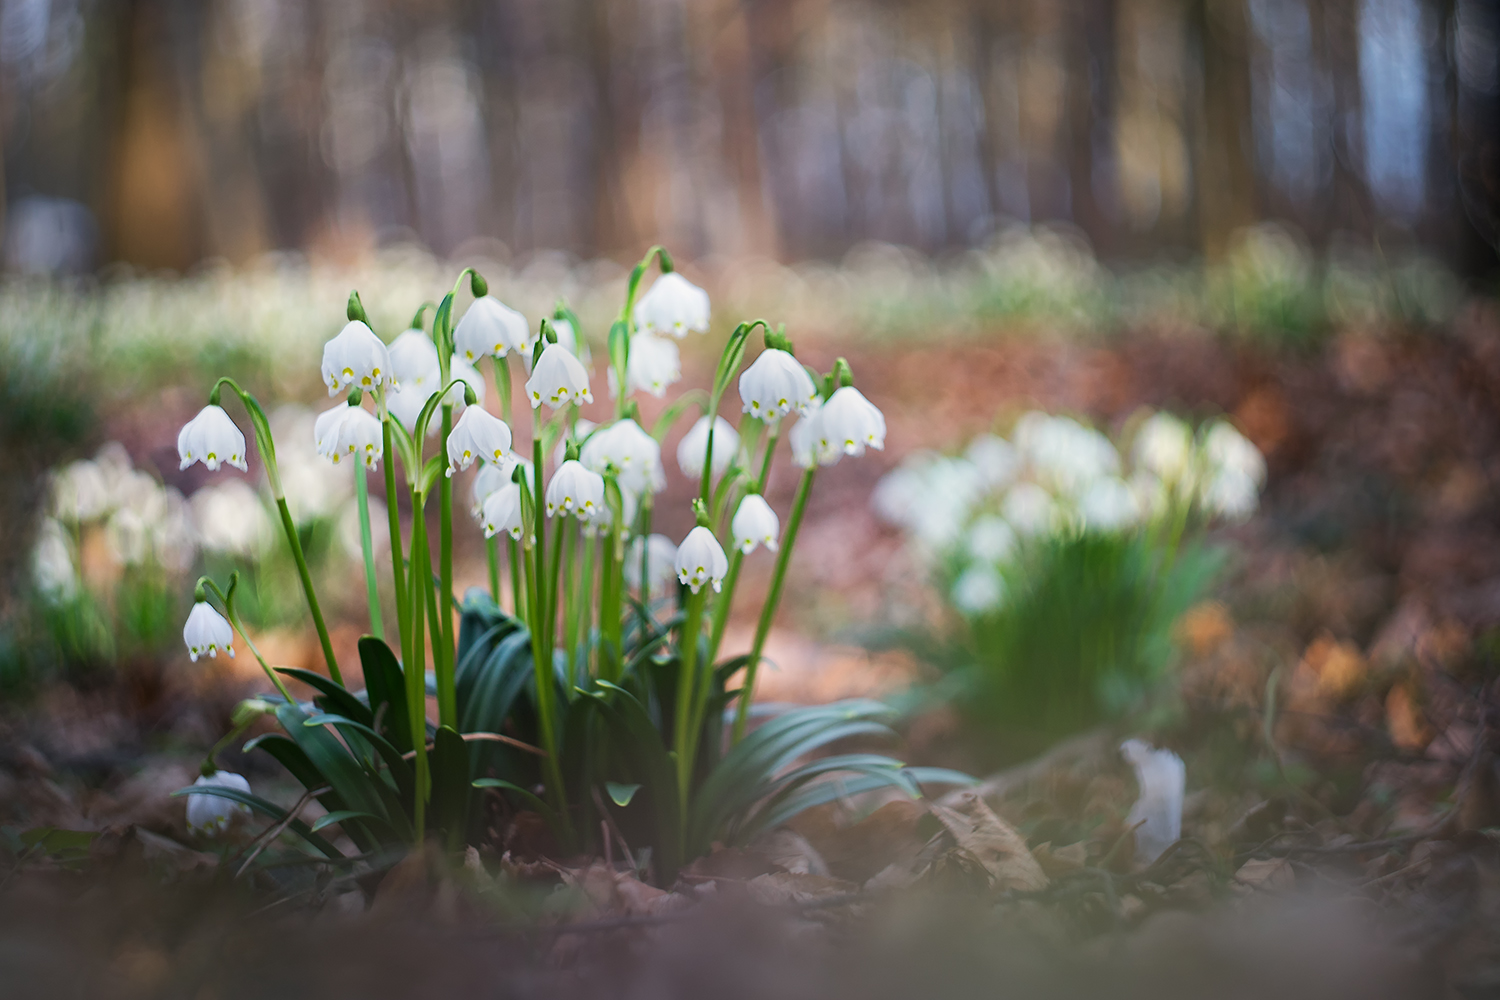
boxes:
[4,304,1500,998]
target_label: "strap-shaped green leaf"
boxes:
[169,784,343,859]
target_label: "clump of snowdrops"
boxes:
[875,410,1265,755]
[174,247,967,878]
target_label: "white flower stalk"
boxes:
[183,601,235,661]
[580,419,665,496]
[1133,412,1193,483]
[454,295,532,362]
[676,415,740,481]
[177,405,248,473]
[479,482,525,540]
[738,349,817,420]
[320,320,391,395]
[952,563,1005,615]
[813,386,886,463]
[446,407,513,477]
[675,525,728,594]
[186,771,252,835]
[610,333,681,399]
[314,405,382,469]
[731,494,780,554]
[1121,739,1185,865]
[625,533,678,598]
[545,460,605,519]
[526,342,593,410]
[634,271,710,338]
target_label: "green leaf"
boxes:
[472,778,559,830]
[169,784,343,858]
[605,782,641,807]
[430,725,471,849]
[309,810,381,834]
[276,667,373,728]
[358,636,411,753]
[277,704,389,851]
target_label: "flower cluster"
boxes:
[874,410,1265,615]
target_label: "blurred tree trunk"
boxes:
[1190,0,1256,260]
[1067,0,1118,255]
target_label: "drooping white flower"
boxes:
[579,482,640,539]
[1016,413,1119,494]
[634,271,710,338]
[610,333,681,399]
[789,400,824,469]
[471,457,520,515]
[446,407,513,477]
[1002,482,1058,537]
[50,459,110,523]
[813,386,885,462]
[1077,476,1141,532]
[387,329,486,431]
[965,434,1021,489]
[32,518,78,601]
[1201,421,1266,487]
[676,415,739,481]
[675,525,728,593]
[1201,469,1260,522]
[454,296,532,362]
[952,563,1005,615]
[624,533,678,598]
[177,405,248,473]
[738,349,818,420]
[186,771,252,835]
[190,480,274,556]
[1121,739,1185,865]
[968,515,1017,563]
[479,482,525,539]
[183,601,235,661]
[580,419,665,496]
[320,320,391,395]
[545,460,605,519]
[1133,412,1193,483]
[314,404,383,469]
[526,342,593,410]
[388,329,439,386]
[731,494,780,554]
[523,317,587,372]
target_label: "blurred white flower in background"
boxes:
[191,480,274,556]
[581,418,665,496]
[337,495,389,561]
[731,494,781,554]
[610,333,681,399]
[965,434,1021,489]
[1121,739,1185,865]
[1076,476,1141,532]
[625,533,678,599]
[967,515,1016,563]
[952,563,1005,615]
[478,482,525,540]
[32,519,78,600]
[1133,412,1193,483]
[270,405,349,522]
[677,415,739,481]
[634,272,710,338]
[1002,482,1058,537]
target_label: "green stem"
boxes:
[380,403,407,647]
[529,417,569,829]
[355,466,383,640]
[275,497,341,685]
[509,536,525,621]
[599,529,618,682]
[576,531,596,683]
[204,581,295,705]
[709,426,777,661]
[406,489,431,841]
[418,511,451,729]
[732,468,815,743]
[561,520,579,688]
[674,587,708,811]
[438,405,455,708]
[492,356,512,425]
[486,536,501,604]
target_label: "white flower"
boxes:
[738,349,817,420]
[472,457,519,515]
[813,386,885,462]
[675,525,728,593]
[523,317,587,372]
[1002,482,1058,537]
[387,329,486,431]
[446,355,486,411]
[320,320,391,395]
[579,482,640,538]
[1133,413,1193,482]
[454,296,532,362]
[676,415,739,481]
[1202,421,1266,486]
[731,494,780,554]
[526,342,593,410]
[446,407,513,477]
[388,329,440,386]
[789,401,824,469]
[625,533,678,598]
[177,405,248,473]
[965,434,1021,489]
[1016,413,1119,494]
[968,515,1017,563]
[610,333,681,399]
[545,460,605,519]
[580,419,665,496]
[186,771,252,835]
[1077,476,1141,532]
[479,482,525,539]
[554,419,599,468]
[183,601,235,661]
[1121,739,1185,864]
[952,563,1005,615]
[32,519,77,601]
[191,480,274,556]
[50,459,110,522]
[314,404,382,469]
[1201,469,1260,522]
[634,271,710,338]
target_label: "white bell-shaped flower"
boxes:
[1133,412,1193,483]
[1077,476,1141,532]
[1202,421,1265,486]
[545,459,605,519]
[952,563,1005,615]
[314,404,383,469]
[610,333,681,399]
[388,329,439,386]
[634,271,710,338]
[320,320,391,395]
[526,342,593,410]
[625,533,679,598]
[479,482,525,540]
[522,317,586,372]
[186,770,253,835]
[580,419,665,496]
[789,400,824,469]
[675,525,729,594]
[454,295,532,362]
[444,355,486,411]
[738,349,817,420]
[676,415,740,481]
[814,386,886,462]
[446,406,513,477]
[731,494,780,554]
[1002,482,1058,537]
[1121,739,1185,864]
[183,601,234,661]
[471,457,519,515]
[968,515,1017,563]
[177,405,248,473]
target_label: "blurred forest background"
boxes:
[0,0,1497,278]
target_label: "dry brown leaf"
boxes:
[928,792,1049,892]
[1386,683,1433,751]
[1031,841,1088,877]
[1176,601,1234,658]
[1301,633,1368,700]
[1232,857,1295,893]
[752,829,831,876]
[745,871,859,907]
